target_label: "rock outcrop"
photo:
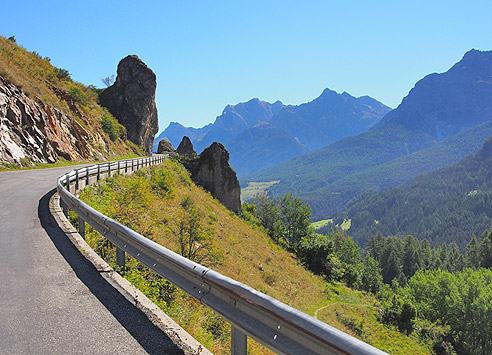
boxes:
[0,77,105,164]
[157,138,175,154]
[182,141,241,213]
[176,136,196,156]
[99,55,158,155]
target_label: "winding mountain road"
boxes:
[0,166,183,354]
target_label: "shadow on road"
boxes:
[38,189,185,355]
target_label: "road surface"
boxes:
[0,166,184,354]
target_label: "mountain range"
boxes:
[242,49,492,220]
[154,90,391,176]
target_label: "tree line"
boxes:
[242,192,492,354]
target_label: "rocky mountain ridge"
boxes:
[155,90,390,176]
[374,49,492,139]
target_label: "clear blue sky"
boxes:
[2,1,491,133]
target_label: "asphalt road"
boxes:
[0,166,184,354]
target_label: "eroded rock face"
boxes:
[0,77,105,164]
[176,136,196,156]
[99,55,158,155]
[184,142,241,213]
[157,138,175,154]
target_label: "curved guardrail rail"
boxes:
[57,156,388,355]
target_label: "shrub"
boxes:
[68,85,88,105]
[150,166,174,197]
[54,67,71,81]
[378,295,416,334]
[100,112,124,141]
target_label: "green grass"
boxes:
[341,218,352,230]
[311,218,350,232]
[240,180,279,202]
[311,219,333,229]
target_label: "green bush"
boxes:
[100,112,124,141]
[68,86,88,105]
[54,67,71,81]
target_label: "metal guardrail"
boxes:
[56,156,388,355]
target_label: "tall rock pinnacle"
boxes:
[99,55,158,154]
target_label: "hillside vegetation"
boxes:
[332,136,492,249]
[76,159,430,354]
[0,35,143,168]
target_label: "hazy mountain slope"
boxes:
[374,49,492,140]
[227,123,309,176]
[303,120,492,219]
[155,90,390,175]
[154,98,284,153]
[242,49,492,219]
[271,89,390,151]
[242,122,437,195]
[195,98,285,152]
[335,136,492,249]
[153,121,207,151]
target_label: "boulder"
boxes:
[184,142,241,213]
[99,55,158,155]
[157,138,175,154]
[176,136,196,156]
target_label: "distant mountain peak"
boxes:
[375,48,492,140]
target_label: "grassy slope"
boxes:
[78,160,430,354]
[0,35,143,168]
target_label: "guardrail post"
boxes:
[125,160,128,173]
[117,160,120,173]
[108,162,111,178]
[79,216,85,239]
[116,247,125,272]
[63,174,69,216]
[231,326,247,355]
[75,169,79,191]
[86,167,89,186]
[97,164,101,181]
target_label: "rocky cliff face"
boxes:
[180,138,241,213]
[157,138,175,154]
[0,77,105,164]
[176,136,196,157]
[99,55,158,155]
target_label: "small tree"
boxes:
[175,202,211,264]
[101,74,115,87]
[54,67,71,81]
[360,255,383,294]
[254,192,283,242]
[279,193,314,251]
